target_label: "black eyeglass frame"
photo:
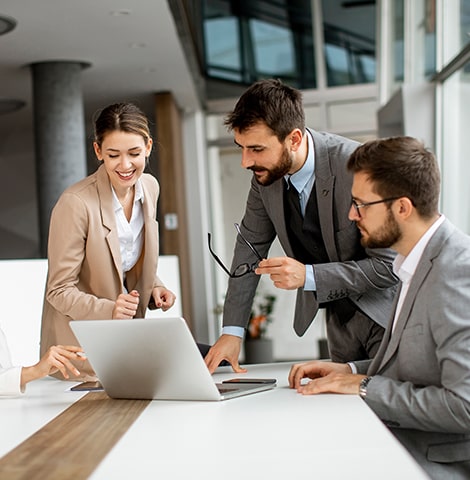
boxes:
[351,197,400,217]
[207,223,263,278]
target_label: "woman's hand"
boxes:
[113,290,140,319]
[152,286,176,311]
[21,345,86,386]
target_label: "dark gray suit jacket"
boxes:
[223,129,398,334]
[355,219,470,479]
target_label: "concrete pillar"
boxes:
[30,61,90,256]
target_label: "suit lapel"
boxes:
[316,176,337,261]
[134,179,158,294]
[96,165,124,288]
[367,283,401,375]
[381,258,433,364]
[371,220,452,374]
[309,129,338,262]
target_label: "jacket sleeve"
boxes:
[45,192,116,320]
[222,179,277,329]
[313,246,398,303]
[364,251,470,434]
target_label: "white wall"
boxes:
[440,82,470,234]
[0,259,47,366]
[0,256,182,366]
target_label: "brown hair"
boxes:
[93,103,151,147]
[224,79,305,142]
[347,136,440,218]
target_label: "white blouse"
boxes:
[111,180,145,277]
[0,327,23,396]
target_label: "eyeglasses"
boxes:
[208,223,263,278]
[351,197,400,218]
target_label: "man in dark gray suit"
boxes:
[205,79,398,374]
[289,136,470,479]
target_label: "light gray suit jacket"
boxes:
[223,129,398,335]
[355,219,470,479]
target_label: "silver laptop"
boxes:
[70,317,276,401]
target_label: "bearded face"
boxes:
[359,207,402,249]
[249,144,293,186]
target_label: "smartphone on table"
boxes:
[70,381,103,392]
[222,378,276,385]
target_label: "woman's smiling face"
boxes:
[93,130,152,194]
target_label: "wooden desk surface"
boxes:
[0,363,428,480]
[0,392,149,480]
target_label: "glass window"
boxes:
[383,0,435,95]
[392,0,405,83]
[460,0,470,49]
[443,0,470,65]
[250,19,295,78]
[422,0,436,79]
[202,0,316,89]
[204,15,242,82]
[440,58,470,233]
[322,0,376,86]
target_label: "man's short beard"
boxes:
[361,208,402,249]
[251,146,293,186]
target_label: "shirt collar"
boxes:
[393,214,445,284]
[112,179,144,212]
[284,130,314,192]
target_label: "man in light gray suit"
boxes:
[205,79,398,373]
[289,136,470,479]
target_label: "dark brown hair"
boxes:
[224,79,305,142]
[347,136,440,218]
[93,103,151,147]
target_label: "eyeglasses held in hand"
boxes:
[351,197,399,218]
[208,223,263,278]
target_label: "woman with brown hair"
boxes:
[40,103,176,380]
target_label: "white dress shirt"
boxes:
[0,327,23,396]
[111,180,145,286]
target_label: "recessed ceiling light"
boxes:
[109,9,132,16]
[0,14,17,36]
[129,42,147,49]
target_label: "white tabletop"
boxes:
[90,362,427,480]
[0,377,85,458]
[0,363,428,479]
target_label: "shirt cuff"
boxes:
[347,362,358,374]
[0,366,24,397]
[222,326,245,338]
[304,264,316,291]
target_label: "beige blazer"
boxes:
[40,165,164,380]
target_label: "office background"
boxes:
[0,0,469,361]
